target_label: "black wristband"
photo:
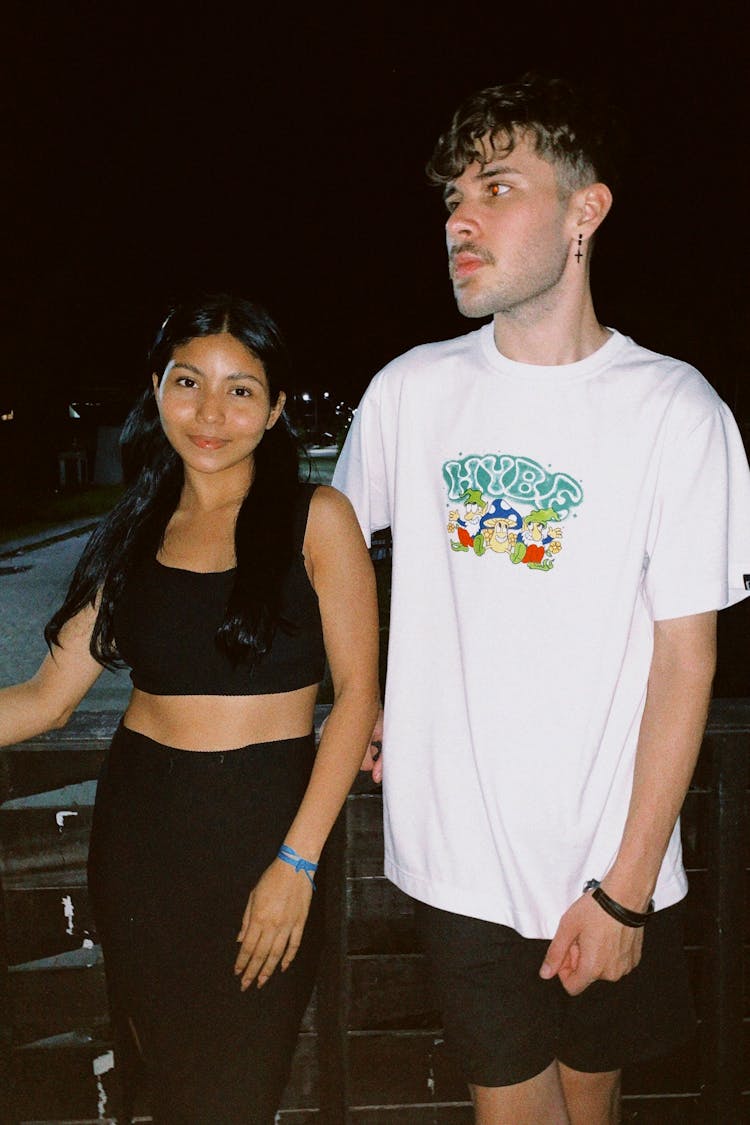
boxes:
[583,879,654,928]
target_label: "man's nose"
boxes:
[446,199,478,239]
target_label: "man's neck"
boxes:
[492,291,610,367]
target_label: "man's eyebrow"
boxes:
[475,164,521,180]
[443,164,522,200]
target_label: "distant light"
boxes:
[301,393,311,402]
[323,391,330,399]
[68,405,81,419]
[0,409,14,422]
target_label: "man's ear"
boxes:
[571,181,613,241]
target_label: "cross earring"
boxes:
[575,233,583,263]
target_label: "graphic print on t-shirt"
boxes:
[443,452,583,572]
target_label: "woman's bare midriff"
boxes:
[122,683,320,751]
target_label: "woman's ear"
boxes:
[152,373,159,395]
[266,390,287,430]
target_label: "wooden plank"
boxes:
[2,749,105,804]
[0,824,91,890]
[701,729,750,1120]
[11,1032,120,1122]
[3,886,97,963]
[348,954,435,1031]
[621,1033,701,1095]
[0,878,14,1125]
[620,1101,704,1125]
[14,1115,321,1125]
[346,1031,465,1105]
[348,1105,704,1125]
[8,947,108,1045]
[315,811,349,1123]
[349,1108,471,1124]
[11,1031,319,1119]
[3,712,119,755]
[347,794,384,878]
[347,878,419,955]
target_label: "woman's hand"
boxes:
[234,859,313,990]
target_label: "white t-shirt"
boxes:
[333,325,750,938]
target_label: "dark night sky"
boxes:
[2,4,748,426]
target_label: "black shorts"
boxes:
[415,898,696,1088]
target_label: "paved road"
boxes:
[0,530,132,710]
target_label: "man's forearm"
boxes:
[602,611,717,911]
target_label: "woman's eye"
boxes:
[231,386,253,397]
[176,376,197,388]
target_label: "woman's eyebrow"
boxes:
[171,362,264,384]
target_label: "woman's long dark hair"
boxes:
[45,294,301,668]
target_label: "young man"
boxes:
[333,76,750,1123]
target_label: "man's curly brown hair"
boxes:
[427,73,621,196]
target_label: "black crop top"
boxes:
[113,484,326,695]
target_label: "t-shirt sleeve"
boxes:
[332,378,391,546]
[645,399,750,620]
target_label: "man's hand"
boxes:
[359,706,383,783]
[539,893,644,996]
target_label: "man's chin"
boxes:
[455,292,497,319]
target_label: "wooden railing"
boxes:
[1,700,748,1124]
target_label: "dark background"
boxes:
[3,4,747,417]
[1,4,748,694]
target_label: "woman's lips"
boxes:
[189,435,228,449]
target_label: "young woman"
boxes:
[0,295,380,1124]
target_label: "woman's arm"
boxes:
[0,602,104,746]
[235,486,380,989]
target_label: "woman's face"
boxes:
[153,332,285,482]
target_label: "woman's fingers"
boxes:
[234,863,313,987]
[239,928,290,990]
[281,924,304,972]
[236,893,254,944]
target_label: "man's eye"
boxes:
[490,183,509,198]
[445,197,459,213]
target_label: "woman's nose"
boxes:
[196,389,224,423]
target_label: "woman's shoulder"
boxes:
[304,484,362,547]
[308,483,357,520]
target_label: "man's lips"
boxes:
[189,435,229,450]
[451,250,492,280]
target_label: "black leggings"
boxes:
[88,723,324,1125]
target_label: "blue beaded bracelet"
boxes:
[277,844,318,890]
